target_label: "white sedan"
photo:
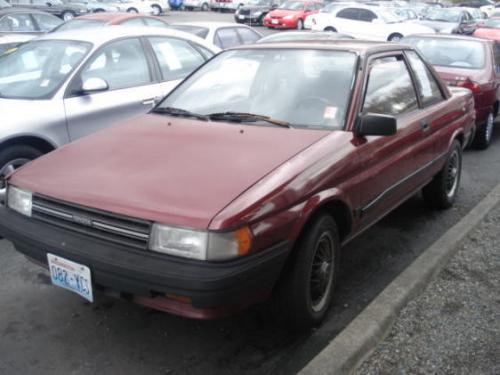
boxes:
[306,4,435,41]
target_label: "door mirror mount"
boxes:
[356,113,397,137]
[81,77,109,94]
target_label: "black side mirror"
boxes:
[356,113,397,137]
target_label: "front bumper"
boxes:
[263,18,297,29]
[235,14,263,24]
[0,206,289,319]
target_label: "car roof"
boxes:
[171,21,251,29]
[231,39,413,54]
[0,7,52,16]
[71,12,163,24]
[403,33,490,43]
[41,25,219,49]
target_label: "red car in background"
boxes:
[473,17,500,40]
[51,12,169,32]
[263,0,322,30]
[403,34,500,149]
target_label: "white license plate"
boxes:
[238,15,245,19]
[47,253,93,302]
[272,19,279,24]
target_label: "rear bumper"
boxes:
[0,206,289,319]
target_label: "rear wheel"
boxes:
[151,4,161,15]
[388,33,403,42]
[296,19,304,30]
[324,26,337,32]
[474,111,495,150]
[127,7,139,13]
[0,145,43,204]
[422,140,462,210]
[201,2,209,10]
[274,214,340,331]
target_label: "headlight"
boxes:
[149,224,252,261]
[283,15,295,20]
[7,185,32,217]
[253,11,262,16]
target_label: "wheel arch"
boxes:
[0,135,57,155]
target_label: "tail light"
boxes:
[456,77,482,94]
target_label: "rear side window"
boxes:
[236,27,261,44]
[32,13,62,32]
[149,37,205,81]
[405,50,443,106]
[143,18,168,28]
[357,9,377,22]
[336,8,359,20]
[214,28,241,49]
[363,56,418,118]
[120,18,147,27]
[0,14,36,32]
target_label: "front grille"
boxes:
[31,195,151,250]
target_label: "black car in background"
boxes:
[7,0,88,21]
[0,7,62,34]
[235,0,282,25]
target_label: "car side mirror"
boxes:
[81,77,109,94]
[356,113,397,137]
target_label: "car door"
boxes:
[353,53,437,228]
[146,36,210,97]
[333,7,364,38]
[459,11,476,34]
[64,37,162,141]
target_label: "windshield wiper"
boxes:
[207,112,291,128]
[153,106,209,121]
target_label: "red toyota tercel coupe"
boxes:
[0,42,475,330]
[263,0,322,30]
[403,34,500,149]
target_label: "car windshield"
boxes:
[403,37,485,69]
[156,49,357,130]
[279,1,305,10]
[483,18,500,28]
[54,19,105,32]
[248,0,270,5]
[378,9,400,23]
[169,25,209,38]
[0,40,91,99]
[423,9,461,22]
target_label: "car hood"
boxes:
[241,5,270,12]
[474,27,500,40]
[268,9,300,17]
[10,114,329,229]
[416,20,458,31]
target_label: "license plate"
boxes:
[272,19,279,24]
[238,15,245,19]
[47,253,93,302]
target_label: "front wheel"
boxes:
[127,7,139,13]
[422,140,462,210]
[62,11,75,21]
[474,111,495,150]
[274,214,340,331]
[296,19,304,30]
[324,26,337,32]
[201,2,209,11]
[0,145,43,204]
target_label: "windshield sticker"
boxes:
[324,106,338,119]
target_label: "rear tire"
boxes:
[0,144,43,204]
[127,7,139,13]
[388,33,403,42]
[473,111,494,150]
[324,26,337,32]
[422,140,462,210]
[274,214,340,331]
[201,2,209,11]
[151,4,162,15]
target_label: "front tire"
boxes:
[0,145,43,204]
[274,214,340,331]
[324,26,337,32]
[201,2,209,11]
[62,11,76,21]
[151,4,162,15]
[127,7,139,13]
[474,111,495,150]
[422,140,462,210]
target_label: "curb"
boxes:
[300,182,500,375]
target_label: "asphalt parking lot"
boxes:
[1,11,500,375]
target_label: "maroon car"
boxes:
[0,41,475,330]
[51,12,169,32]
[403,34,499,149]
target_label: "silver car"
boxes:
[0,26,220,199]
